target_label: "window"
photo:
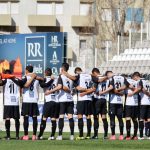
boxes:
[80,40,86,49]
[101,41,112,49]
[55,3,63,15]
[11,2,19,14]
[101,9,112,21]
[80,3,92,16]
[0,2,8,14]
[37,2,53,15]
[114,9,120,21]
[126,8,144,23]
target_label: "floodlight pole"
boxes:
[93,0,96,67]
[129,29,131,49]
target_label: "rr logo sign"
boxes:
[25,36,45,76]
[27,43,43,57]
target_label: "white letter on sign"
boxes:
[27,43,43,57]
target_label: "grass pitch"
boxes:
[0,132,150,150]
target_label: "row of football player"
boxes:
[0,63,150,141]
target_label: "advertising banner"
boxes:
[0,32,66,77]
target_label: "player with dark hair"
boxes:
[100,71,130,140]
[0,70,20,140]
[61,67,107,140]
[124,73,141,140]
[134,72,150,140]
[12,65,43,140]
[74,67,82,74]
[45,63,75,140]
[37,68,59,140]
[20,65,42,140]
[92,68,109,139]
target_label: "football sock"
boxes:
[5,119,10,138]
[110,115,115,135]
[126,120,131,137]
[15,119,20,138]
[23,116,29,135]
[33,117,38,135]
[78,118,84,137]
[51,120,56,137]
[38,119,46,137]
[118,116,124,135]
[133,119,138,137]
[94,117,99,137]
[102,118,108,137]
[58,118,64,136]
[87,118,91,137]
[139,121,144,138]
[69,118,74,135]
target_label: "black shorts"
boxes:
[59,102,74,115]
[77,100,92,116]
[43,101,59,118]
[3,106,20,119]
[140,105,150,120]
[21,103,39,117]
[124,106,139,119]
[92,98,107,115]
[109,103,123,117]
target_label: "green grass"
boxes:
[0,132,150,150]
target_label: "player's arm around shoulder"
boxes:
[39,78,54,88]
[45,76,62,95]
[0,76,6,86]
[24,73,37,88]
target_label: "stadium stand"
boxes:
[99,44,150,78]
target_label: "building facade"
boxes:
[0,0,96,71]
[0,0,150,70]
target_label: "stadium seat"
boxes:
[109,61,115,67]
[112,55,118,61]
[133,49,138,54]
[126,55,131,60]
[138,48,143,54]
[147,48,150,53]
[124,49,129,54]
[129,48,134,54]
[121,55,126,60]
[140,54,145,60]
[123,61,129,66]
[143,48,147,54]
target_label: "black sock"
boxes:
[23,116,29,135]
[147,122,150,137]
[118,116,124,135]
[87,118,91,137]
[51,120,56,137]
[102,118,108,137]
[78,118,84,137]
[69,118,74,135]
[139,121,144,138]
[145,122,148,136]
[110,115,115,135]
[38,119,46,137]
[94,117,99,137]
[5,120,10,138]
[59,118,64,136]
[133,119,138,137]
[126,120,131,137]
[33,117,38,135]
[15,119,20,138]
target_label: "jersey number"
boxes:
[115,82,121,89]
[9,83,15,94]
[85,81,90,89]
[101,83,106,91]
[30,81,35,91]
